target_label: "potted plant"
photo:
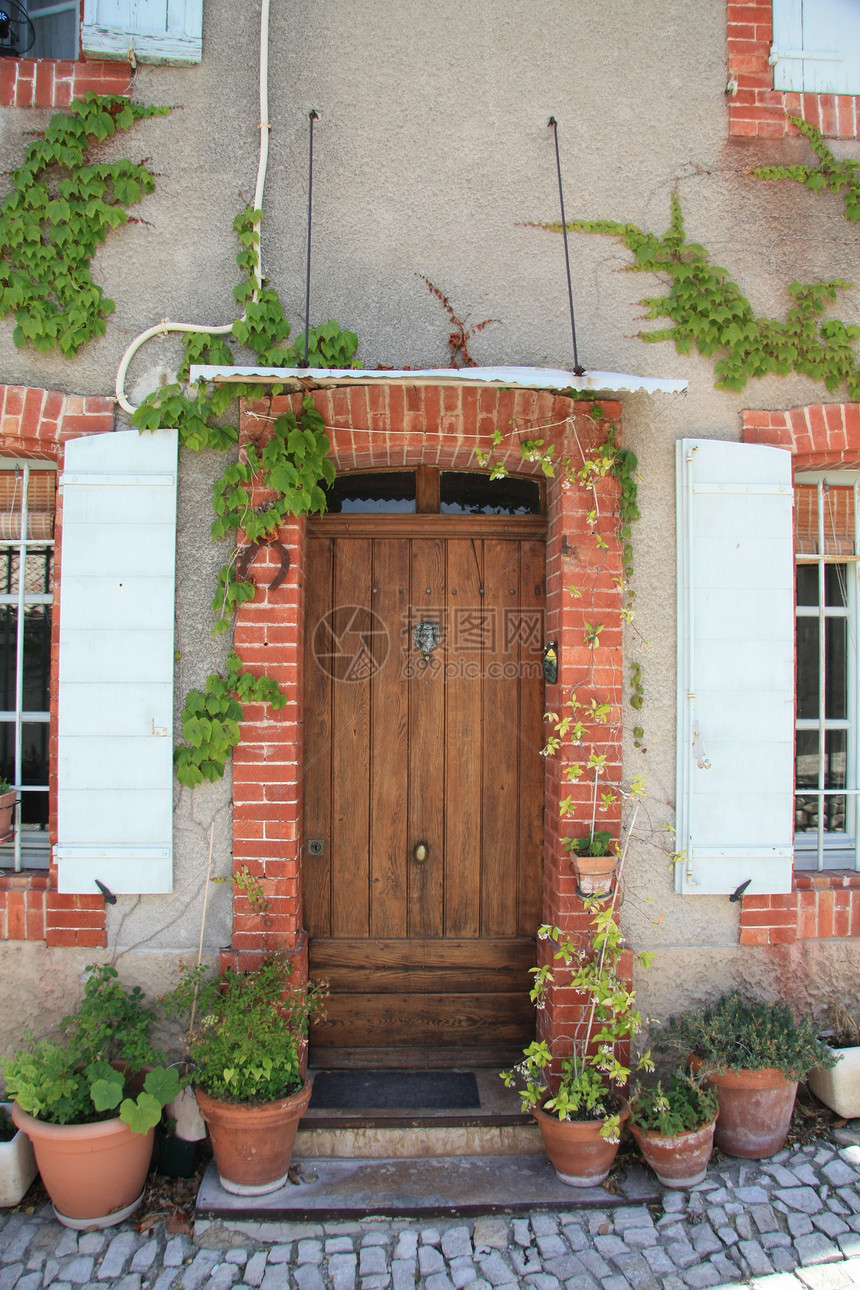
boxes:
[808,1002,860,1118]
[663,992,838,1159]
[503,800,653,1188]
[0,777,15,843]
[164,951,326,1196]
[628,1073,719,1188]
[0,1101,37,1207]
[2,964,179,1228]
[564,830,618,898]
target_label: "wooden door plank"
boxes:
[517,538,546,935]
[312,992,535,1047]
[407,539,446,938]
[309,936,536,970]
[303,537,334,936]
[331,539,373,937]
[481,540,520,936]
[370,540,410,938]
[313,964,532,994]
[444,539,484,936]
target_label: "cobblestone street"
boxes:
[3,1133,860,1289]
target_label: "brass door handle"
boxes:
[414,842,428,863]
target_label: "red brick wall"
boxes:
[233,382,626,1053]
[0,384,114,947]
[0,59,131,108]
[739,402,860,944]
[727,2,860,138]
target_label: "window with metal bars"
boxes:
[794,472,860,870]
[0,462,55,871]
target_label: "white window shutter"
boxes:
[55,429,178,895]
[675,439,795,896]
[81,0,202,65]
[772,0,860,95]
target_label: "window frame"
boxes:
[794,470,860,872]
[0,458,56,872]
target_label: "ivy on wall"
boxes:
[542,123,860,399]
[0,94,168,356]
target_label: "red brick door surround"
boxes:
[233,382,626,1062]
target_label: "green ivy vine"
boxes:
[0,93,169,356]
[546,122,860,398]
[130,206,357,782]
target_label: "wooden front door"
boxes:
[303,504,545,1067]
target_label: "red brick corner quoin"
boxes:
[232,382,627,1055]
[0,384,114,947]
[740,402,860,944]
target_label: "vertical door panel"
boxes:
[517,539,546,934]
[408,540,446,938]
[303,538,333,935]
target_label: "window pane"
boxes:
[22,605,51,710]
[27,3,78,60]
[440,472,542,515]
[0,549,19,597]
[796,729,848,834]
[825,616,848,719]
[24,547,52,596]
[797,564,819,606]
[324,472,416,513]
[825,564,849,607]
[796,618,819,719]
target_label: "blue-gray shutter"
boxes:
[771,0,860,95]
[81,0,202,65]
[675,439,795,895]
[54,429,178,895]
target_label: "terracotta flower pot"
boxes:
[11,1103,153,1228]
[629,1115,718,1188]
[532,1098,629,1187]
[196,1078,312,1195]
[571,853,618,899]
[691,1058,797,1159]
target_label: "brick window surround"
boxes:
[0,59,131,109]
[0,383,114,946]
[740,401,860,944]
[230,383,628,1060]
[727,1,860,138]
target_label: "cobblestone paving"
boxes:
[3,1138,860,1289]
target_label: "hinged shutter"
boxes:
[81,0,202,65]
[771,0,860,95]
[676,439,794,895]
[55,428,178,895]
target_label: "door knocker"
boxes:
[413,619,441,661]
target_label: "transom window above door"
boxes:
[323,468,543,516]
[795,471,860,871]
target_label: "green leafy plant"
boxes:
[173,650,287,786]
[754,117,860,224]
[1,964,179,1131]
[564,830,614,858]
[662,992,839,1081]
[629,1072,719,1137]
[163,953,327,1104]
[0,93,168,356]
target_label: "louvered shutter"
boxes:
[55,429,178,895]
[675,439,795,895]
[81,0,202,65]
[772,0,860,95]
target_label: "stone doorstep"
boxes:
[194,1154,661,1229]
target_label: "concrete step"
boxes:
[294,1069,541,1159]
[195,1153,661,1230]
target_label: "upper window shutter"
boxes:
[675,439,794,896]
[81,0,202,65]
[55,428,178,895]
[772,0,860,95]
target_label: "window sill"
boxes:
[793,870,860,890]
[0,58,132,109]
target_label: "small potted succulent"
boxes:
[808,1002,860,1118]
[663,992,838,1159]
[164,951,326,1195]
[2,964,179,1227]
[628,1073,720,1188]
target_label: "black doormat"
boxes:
[309,1070,480,1110]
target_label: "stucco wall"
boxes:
[0,0,859,1049]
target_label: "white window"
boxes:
[0,462,56,872]
[794,472,860,870]
[771,0,860,95]
[2,1,202,64]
